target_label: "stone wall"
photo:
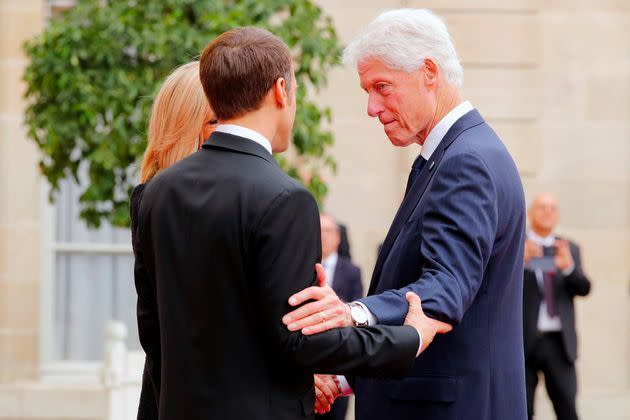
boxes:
[0,0,45,383]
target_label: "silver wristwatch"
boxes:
[348,302,369,327]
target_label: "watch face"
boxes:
[351,306,367,324]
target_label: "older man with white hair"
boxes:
[283,9,528,420]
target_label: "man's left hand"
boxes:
[554,239,574,272]
[282,264,352,335]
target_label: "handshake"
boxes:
[313,374,342,415]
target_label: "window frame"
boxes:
[39,179,135,382]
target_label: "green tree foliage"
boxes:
[23,0,341,227]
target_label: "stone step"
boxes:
[0,383,106,419]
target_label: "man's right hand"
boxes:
[283,264,353,335]
[403,292,452,354]
[523,238,542,265]
[314,374,340,414]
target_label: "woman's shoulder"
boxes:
[132,183,146,198]
[130,183,146,229]
[131,183,146,208]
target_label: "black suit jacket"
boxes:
[320,257,362,420]
[523,239,591,362]
[337,224,351,260]
[131,131,419,420]
[331,257,363,303]
[130,183,158,420]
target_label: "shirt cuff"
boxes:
[354,301,422,356]
[416,329,423,357]
[336,375,354,396]
[354,301,378,326]
[562,262,575,276]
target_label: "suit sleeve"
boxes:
[131,186,161,416]
[253,187,419,377]
[360,152,498,325]
[561,242,591,297]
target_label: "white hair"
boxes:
[343,9,464,88]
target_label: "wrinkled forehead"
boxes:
[358,57,397,87]
[357,56,389,74]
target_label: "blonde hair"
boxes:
[140,61,212,183]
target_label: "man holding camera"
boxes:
[523,192,591,420]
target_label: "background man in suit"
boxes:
[523,192,591,420]
[134,27,449,420]
[318,213,364,420]
[283,9,527,420]
[320,213,363,304]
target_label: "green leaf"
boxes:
[22,0,341,228]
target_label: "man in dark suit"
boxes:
[318,213,364,420]
[320,214,363,304]
[523,192,591,420]
[133,27,448,420]
[283,9,527,420]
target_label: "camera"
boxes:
[542,246,556,257]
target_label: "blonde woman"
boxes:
[139,61,217,183]
[130,61,217,420]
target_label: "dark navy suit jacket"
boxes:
[331,257,363,303]
[354,109,527,420]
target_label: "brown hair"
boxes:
[140,61,213,183]
[199,27,292,120]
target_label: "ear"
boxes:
[273,77,288,108]
[422,58,439,86]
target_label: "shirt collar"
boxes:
[214,124,273,155]
[420,101,473,161]
[527,230,556,247]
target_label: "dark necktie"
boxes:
[542,270,557,317]
[404,155,427,197]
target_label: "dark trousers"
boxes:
[525,332,578,420]
[317,396,349,420]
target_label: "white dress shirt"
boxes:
[214,124,273,155]
[527,231,573,332]
[420,100,473,161]
[322,252,338,290]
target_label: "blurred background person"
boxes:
[131,61,217,419]
[523,192,592,420]
[318,213,363,420]
[320,213,363,303]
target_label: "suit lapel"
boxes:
[368,110,485,295]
